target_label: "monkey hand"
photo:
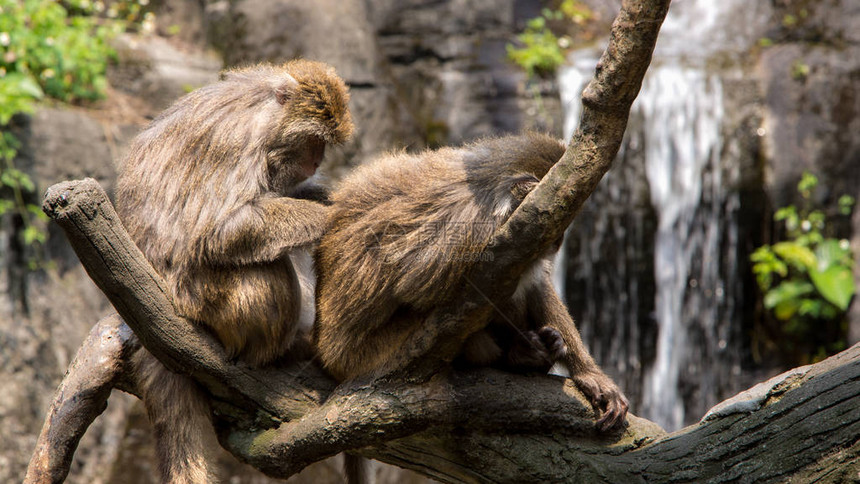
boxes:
[506,327,568,372]
[571,370,629,432]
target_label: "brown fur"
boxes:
[315,133,629,430]
[116,60,353,483]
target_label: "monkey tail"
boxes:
[133,349,216,484]
[344,454,374,484]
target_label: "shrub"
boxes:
[751,172,856,362]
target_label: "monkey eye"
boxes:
[510,175,540,200]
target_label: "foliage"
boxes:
[751,172,856,362]
[0,0,149,267]
[507,14,565,79]
[506,1,592,79]
[791,60,810,80]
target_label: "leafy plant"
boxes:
[506,1,592,79]
[0,0,150,267]
[751,172,856,362]
[507,14,566,79]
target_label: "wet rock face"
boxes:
[366,0,562,144]
[0,81,155,484]
[759,0,860,208]
[760,44,860,208]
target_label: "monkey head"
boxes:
[226,59,355,193]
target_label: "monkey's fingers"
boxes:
[596,392,629,432]
[572,372,629,432]
[507,331,552,370]
[537,326,568,361]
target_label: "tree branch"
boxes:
[38,177,667,480]
[24,314,138,484]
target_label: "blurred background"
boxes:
[1,0,858,482]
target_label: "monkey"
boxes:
[115,59,353,483]
[314,132,629,431]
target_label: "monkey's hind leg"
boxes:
[133,349,218,484]
[344,453,374,484]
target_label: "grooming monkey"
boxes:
[115,60,353,483]
[315,133,629,430]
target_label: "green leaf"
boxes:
[764,280,814,311]
[17,172,35,192]
[21,225,46,245]
[774,298,801,321]
[0,199,13,215]
[798,171,818,196]
[772,241,817,271]
[815,239,851,271]
[751,245,788,291]
[774,206,797,221]
[16,74,46,99]
[809,265,855,311]
[798,298,824,318]
[839,195,855,215]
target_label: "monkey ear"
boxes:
[275,74,300,105]
[510,175,540,200]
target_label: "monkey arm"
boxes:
[288,181,331,204]
[203,196,328,265]
[528,274,630,431]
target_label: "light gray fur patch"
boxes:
[290,248,316,333]
[513,259,549,302]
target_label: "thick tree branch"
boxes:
[27,294,860,482]
[24,314,138,484]
[39,178,667,481]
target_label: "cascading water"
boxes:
[558,0,770,430]
[639,67,729,430]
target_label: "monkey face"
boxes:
[298,137,326,179]
[267,136,327,193]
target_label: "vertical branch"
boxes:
[489,0,672,280]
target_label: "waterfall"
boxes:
[638,67,728,430]
[558,0,769,430]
